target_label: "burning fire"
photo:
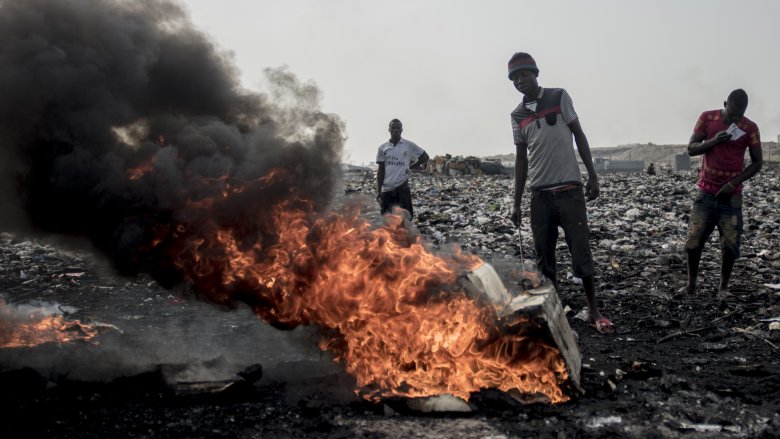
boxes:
[1,0,569,405]
[156,169,570,403]
[126,159,155,181]
[0,299,100,348]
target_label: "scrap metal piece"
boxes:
[461,262,582,390]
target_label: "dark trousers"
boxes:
[530,188,595,281]
[380,181,414,218]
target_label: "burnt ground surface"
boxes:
[2,169,780,438]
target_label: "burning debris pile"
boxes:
[0,233,120,349]
[0,297,99,349]
[0,0,580,408]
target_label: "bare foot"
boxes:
[673,286,694,300]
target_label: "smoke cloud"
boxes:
[0,0,345,283]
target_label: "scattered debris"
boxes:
[405,394,473,413]
[1,167,779,437]
[586,415,622,428]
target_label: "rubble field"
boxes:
[2,168,780,438]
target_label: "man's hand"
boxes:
[688,131,731,157]
[376,193,382,204]
[510,206,521,226]
[410,152,429,170]
[713,130,731,144]
[585,177,600,200]
[716,181,736,199]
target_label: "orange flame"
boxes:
[125,135,169,180]
[164,169,570,403]
[126,159,154,181]
[0,299,100,348]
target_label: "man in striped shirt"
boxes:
[508,52,613,334]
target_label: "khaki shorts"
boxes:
[685,190,743,257]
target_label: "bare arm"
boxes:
[376,162,385,199]
[512,142,528,225]
[688,131,730,156]
[569,120,599,200]
[716,146,763,198]
[410,151,429,170]
[735,145,763,185]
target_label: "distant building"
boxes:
[341,164,371,175]
[674,154,691,172]
[593,158,645,173]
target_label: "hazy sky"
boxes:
[183,0,780,165]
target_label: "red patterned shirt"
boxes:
[692,110,760,194]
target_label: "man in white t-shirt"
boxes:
[376,119,429,219]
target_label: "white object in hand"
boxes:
[726,123,746,141]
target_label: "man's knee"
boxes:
[721,231,741,258]
[685,219,710,251]
[718,213,742,257]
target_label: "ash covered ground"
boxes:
[2,169,780,438]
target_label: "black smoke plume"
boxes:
[0,0,345,286]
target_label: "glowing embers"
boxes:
[0,298,103,348]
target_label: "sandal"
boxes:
[590,317,615,334]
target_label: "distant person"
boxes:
[647,163,656,175]
[507,52,613,334]
[678,89,762,298]
[376,119,429,219]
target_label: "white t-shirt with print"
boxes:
[376,138,425,192]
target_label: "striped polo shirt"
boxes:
[511,87,582,191]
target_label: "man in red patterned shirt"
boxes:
[679,89,762,298]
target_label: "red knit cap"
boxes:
[508,52,539,79]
